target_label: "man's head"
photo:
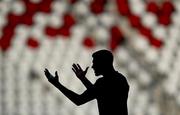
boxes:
[92,49,114,76]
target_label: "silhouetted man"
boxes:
[44,49,129,115]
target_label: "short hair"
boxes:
[92,49,113,65]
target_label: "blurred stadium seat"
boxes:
[0,0,180,115]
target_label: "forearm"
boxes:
[53,82,82,105]
[80,77,93,89]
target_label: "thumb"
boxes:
[84,67,89,74]
[55,71,59,80]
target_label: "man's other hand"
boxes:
[44,68,59,87]
[72,63,89,80]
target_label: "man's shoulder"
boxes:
[114,72,129,86]
[94,77,106,87]
[114,71,126,80]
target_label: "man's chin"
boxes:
[93,70,101,76]
[94,72,100,76]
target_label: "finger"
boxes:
[45,68,49,73]
[55,71,58,76]
[44,71,50,79]
[85,67,89,74]
[77,64,83,71]
[72,63,78,69]
[72,68,76,73]
[45,70,50,74]
[44,70,47,73]
[72,63,79,71]
[55,71,59,80]
[44,69,48,74]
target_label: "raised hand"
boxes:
[44,68,59,87]
[72,64,89,80]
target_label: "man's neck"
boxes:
[102,67,116,78]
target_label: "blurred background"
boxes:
[0,0,180,115]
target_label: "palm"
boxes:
[44,68,59,86]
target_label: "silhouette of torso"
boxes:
[85,71,129,115]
